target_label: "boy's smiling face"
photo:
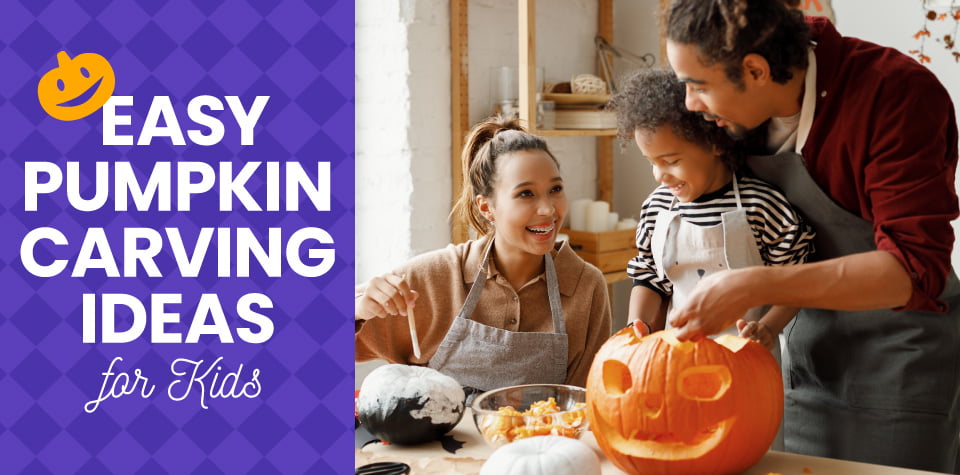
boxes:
[636,126,732,203]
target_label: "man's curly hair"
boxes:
[609,68,741,170]
[666,0,810,88]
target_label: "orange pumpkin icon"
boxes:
[37,51,116,121]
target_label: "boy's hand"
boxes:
[737,319,775,350]
[627,320,653,338]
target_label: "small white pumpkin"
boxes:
[357,364,465,445]
[480,435,601,475]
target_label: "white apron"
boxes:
[650,175,784,450]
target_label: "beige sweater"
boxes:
[355,235,612,387]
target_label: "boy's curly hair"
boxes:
[609,68,741,170]
[665,0,810,88]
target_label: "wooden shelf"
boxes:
[462,128,616,138]
[535,128,617,137]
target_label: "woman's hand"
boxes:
[737,319,775,350]
[355,273,419,321]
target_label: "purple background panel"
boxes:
[0,0,355,473]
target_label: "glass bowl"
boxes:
[471,384,588,447]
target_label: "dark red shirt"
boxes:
[804,18,959,312]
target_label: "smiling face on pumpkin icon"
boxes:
[38,51,116,121]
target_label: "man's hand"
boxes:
[669,268,758,340]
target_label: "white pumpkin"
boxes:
[480,435,601,475]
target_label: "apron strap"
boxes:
[796,48,818,154]
[544,253,566,335]
[476,234,495,273]
[651,197,680,281]
[458,238,495,321]
[732,174,742,208]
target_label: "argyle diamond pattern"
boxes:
[0,0,355,473]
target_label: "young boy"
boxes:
[611,68,815,349]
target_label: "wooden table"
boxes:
[357,410,946,474]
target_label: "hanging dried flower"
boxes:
[913,1,960,64]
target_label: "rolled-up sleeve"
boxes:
[863,70,958,312]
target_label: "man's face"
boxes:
[666,41,770,138]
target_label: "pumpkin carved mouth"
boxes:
[590,406,733,460]
[57,77,104,108]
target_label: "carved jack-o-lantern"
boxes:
[37,51,116,121]
[585,328,782,475]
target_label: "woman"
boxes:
[355,117,611,391]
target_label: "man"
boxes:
[662,0,960,472]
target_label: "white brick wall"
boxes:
[356,0,452,284]
[356,1,412,282]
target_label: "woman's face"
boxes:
[635,126,730,203]
[480,149,567,258]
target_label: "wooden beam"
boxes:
[597,136,614,204]
[518,0,537,132]
[659,0,669,66]
[597,0,614,206]
[450,0,470,243]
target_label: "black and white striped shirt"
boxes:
[628,174,816,297]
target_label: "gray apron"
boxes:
[747,151,960,473]
[427,239,569,392]
[651,175,783,450]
